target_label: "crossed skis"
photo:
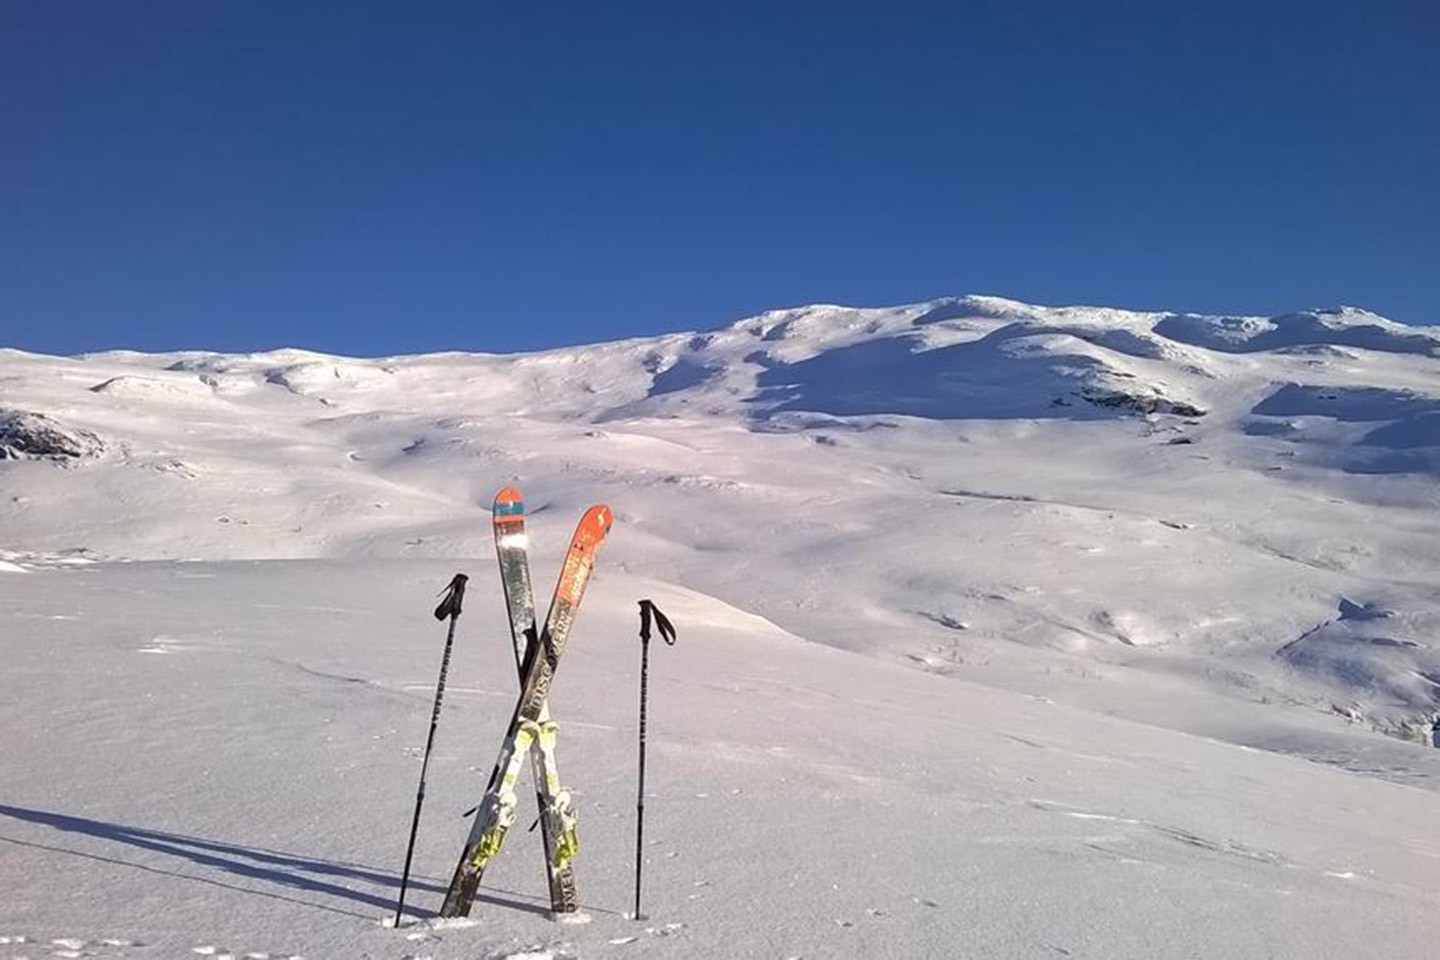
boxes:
[440,489,612,918]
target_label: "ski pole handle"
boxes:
[434,573,468,621]
[638,599,677,646]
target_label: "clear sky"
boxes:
[2,1,1436,356]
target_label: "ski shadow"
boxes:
[0,803,550,920]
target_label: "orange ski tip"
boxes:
[576,504,613,540]
[494,485,522,504]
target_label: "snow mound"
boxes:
[161,357,269,395]
[1361,412,1440,450]
[748,325,1205,421]
[602,300,1217,423]
[1248,385,1440,475]
[729,303,914,346]
[264,360,394,398]
[1279,598,1440,744]
[89,374,215,399]
[1155,308,1439,356]
[910,294,1040,325]
[1253,384,1439,422]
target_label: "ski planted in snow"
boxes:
[439,501,613,918]
[491,486,581,914]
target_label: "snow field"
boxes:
[3,295,1439,956]
[3,559,1438,958]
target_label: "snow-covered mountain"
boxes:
[3,296,1438,958]
[4,295,1437,745]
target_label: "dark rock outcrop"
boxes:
[0,410,104,461]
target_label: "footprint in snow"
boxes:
[642,924,686,939]
[193,948,296,960]
[137,636,203,655]
[51,937,101,957]
[52,944,136,955]
[0,932,133,960]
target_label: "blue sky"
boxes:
[2,1,1435,356]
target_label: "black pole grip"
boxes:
[433,573,468,621]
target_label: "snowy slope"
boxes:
[3,561,1437,959]
[2,295,1439,957]
[2,296,1437,747]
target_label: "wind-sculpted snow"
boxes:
[1279,597,1440,743]
[911,296,1019,325]
[1253,384,1440,422]
[89,374,216,400]
[264,360,399,398]
[1247,385,1440,476]
[748,328,1206,420]
[599,300,1220,423]
[1155,307,1440,356]
[1361,412,1440,451]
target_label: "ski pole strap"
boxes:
[638,599,676,645]
[434,573,469,621]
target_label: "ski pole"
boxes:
[633,599,676,921]
[394,573,468,927]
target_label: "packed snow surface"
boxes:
[2,296,1438,958]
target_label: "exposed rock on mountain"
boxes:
[0,410,104,461]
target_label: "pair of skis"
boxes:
[439,488,612,919]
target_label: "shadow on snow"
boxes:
[0,803,550,920]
